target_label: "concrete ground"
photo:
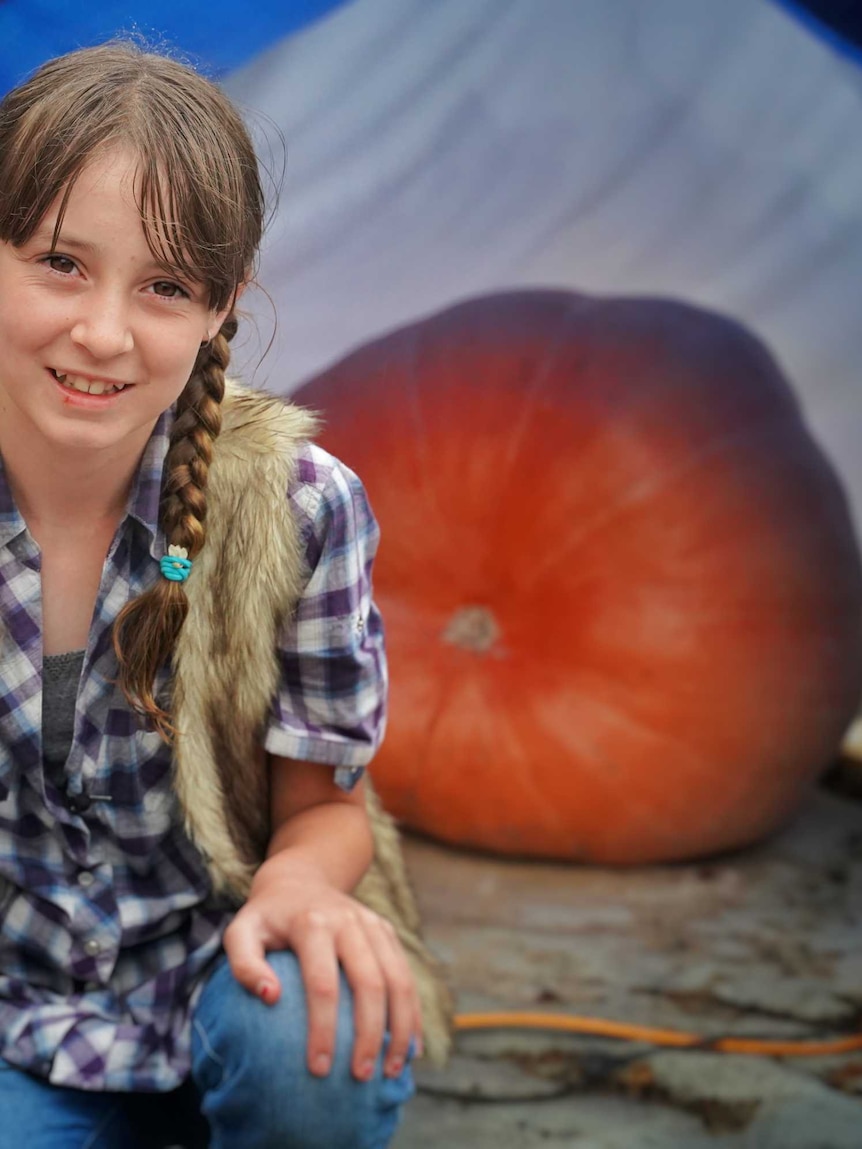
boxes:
[393,784,862,1149]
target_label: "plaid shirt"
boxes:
[0,404,387,1092]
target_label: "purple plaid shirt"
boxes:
[0,403,387,1091]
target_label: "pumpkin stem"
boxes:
[442,606,500,654]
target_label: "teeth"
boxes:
[52,370,126,395]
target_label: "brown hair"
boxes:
[0,41,266,737]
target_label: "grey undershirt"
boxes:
[42,649,85,768]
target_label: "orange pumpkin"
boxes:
[295,291,862,863]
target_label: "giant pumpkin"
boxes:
[294,291,862,863]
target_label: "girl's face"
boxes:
[0,147,235,460]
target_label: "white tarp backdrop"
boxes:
[223,0,862,535]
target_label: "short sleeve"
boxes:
[263,443,387,790]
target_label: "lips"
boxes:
[50,368,131,396]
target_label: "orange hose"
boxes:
[453,1011,862,1057]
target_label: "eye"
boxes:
[42,254,78,275]
[150,280,190,300]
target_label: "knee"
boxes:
[193,951,312,1080]
[191,951,414,1149]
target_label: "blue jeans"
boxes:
[0,951,415,1148]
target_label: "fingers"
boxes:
[291,909,342,1077]
[225,898,422,1083]
[344,909,422,1080]
[297,904,422,1081]
[371,917,423,1078]
[337,911,388,1080]
[222,910,281,1004]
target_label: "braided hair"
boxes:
[112,316,238,737]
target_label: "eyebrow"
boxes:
[30,228,100,255]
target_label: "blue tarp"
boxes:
[0,0,352,92]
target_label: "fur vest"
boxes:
[169,382,452,1063]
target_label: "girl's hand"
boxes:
[222,855,422,1082]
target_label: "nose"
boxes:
[70,291,134,359]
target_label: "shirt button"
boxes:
[83,938,101,957]
[77,872,95,889]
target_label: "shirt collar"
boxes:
[0,452,25,548]
[126,406,173,559]
[0,407,174,554]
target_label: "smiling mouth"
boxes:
[50,369,130,396]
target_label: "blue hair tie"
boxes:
[161,546,192,583]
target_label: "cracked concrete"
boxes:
[393,787,862,1148]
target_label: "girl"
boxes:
[0,40,443,1149]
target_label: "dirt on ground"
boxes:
[394,776,862,1149]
